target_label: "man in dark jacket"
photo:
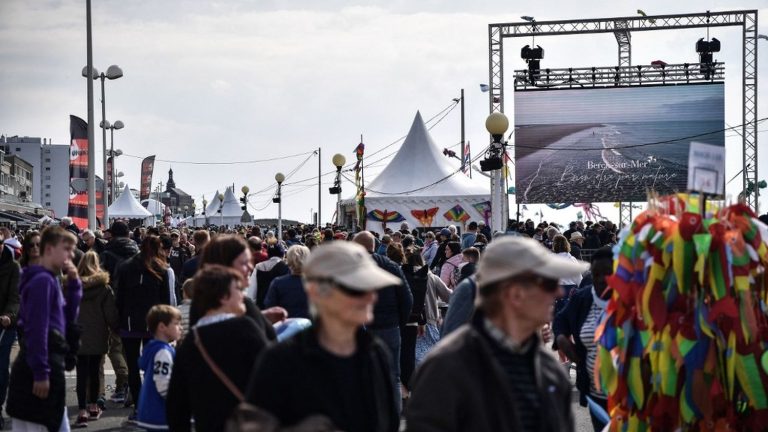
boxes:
[406,236,585,432]
[0,245,19,428]
[353,231,412,408]
[97,220,135,404]
[100,221,139,282]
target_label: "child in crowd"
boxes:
[136,305,182,431]
[6,226,82,431]
[74,251,118,427]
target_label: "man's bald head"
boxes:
[353,231,375,252]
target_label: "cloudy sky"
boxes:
[1,0,766,223]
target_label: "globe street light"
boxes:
[330,154,346,226]
[103,120,124,206]
[83,64,123,225]
[274,173,285,240]
[485,112,510,233]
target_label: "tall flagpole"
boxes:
[460,88,465,173]
[86,0,97,229]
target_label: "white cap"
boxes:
[304,242,401,292]
[476,236,588,288]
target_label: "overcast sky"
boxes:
[1,0,766,223]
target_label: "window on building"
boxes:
[45,158,50,162]
[45,202,50,206]
[15,148,20,152]
[45,193,50,197]
[45,167,50,171]
[45,185,50,189]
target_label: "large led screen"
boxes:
[514,83,725,203]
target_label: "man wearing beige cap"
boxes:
[247,241,400,432]
[406,236,587,432]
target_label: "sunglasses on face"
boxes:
[310,278,369,298]
[30,243,40,248]
[508,273,560,293]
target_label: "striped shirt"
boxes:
[483,319,541,432]
[579,301,606,399]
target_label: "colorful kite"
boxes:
[595,195,768,431]
[367,209,405,230]
[472,201,492,225]
[411,208,439,227]
[443,205,470,224]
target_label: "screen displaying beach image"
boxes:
[513,83,724,203]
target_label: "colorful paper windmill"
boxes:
[443,205,470,224]
[595,195,768,431]
[411,208,439,227]
[472,201,492,225]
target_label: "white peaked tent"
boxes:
[341,112,490,234]
[109,185,153,223]
[194,187,247,227]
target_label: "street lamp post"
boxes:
[241,185,250,224]
[104,120,124,205]
[330,154,346,227]
[485,112,510,233]
[202,197,208,226]
[83,64,123,225]
[218,192,225,229]
[274,173,285,241]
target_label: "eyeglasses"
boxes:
[30,243,40,248]
[508,273,560,293]
[309,278,369,298]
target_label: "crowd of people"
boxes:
[0,212,761,431]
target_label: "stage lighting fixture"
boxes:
[696,38,720,79]
[521,45,544,60]
[480,154,504,172]
[521,45,544,84]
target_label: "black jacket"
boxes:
[167,317,269,432]
[406,311,574,432]
[369,253,412,329]
[552,285,594,406]
[113,254,173,334]
[7,329,68,432]
[189,296,277,342]
[246,327,399,432]
[0,247,19,326]
[100,237,139,281]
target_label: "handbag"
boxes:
[192,327,338,432]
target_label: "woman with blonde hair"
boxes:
[74,251,118,426]
[264,245,311,319]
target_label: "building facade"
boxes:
[1,135,70,217]
[159,168,194,216]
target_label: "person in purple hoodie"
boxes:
[6,226,82,432]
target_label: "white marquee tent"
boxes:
[193,187,251,227]
[109,184,153,224]
[341,112,490,234]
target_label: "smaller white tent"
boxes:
[109,185,153,222]
[142,199,166,217]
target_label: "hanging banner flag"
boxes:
[140,155,156,201]
[68,115,93,229]
[106,156,113,204]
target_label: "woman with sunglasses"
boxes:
[246,242,400,432]
[20,231,41,269]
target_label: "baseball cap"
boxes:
[569,231,584,241]
[439,228,451,238]
[304,242,400,292]
[476,236,588,288]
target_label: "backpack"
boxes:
[402,265,429,324]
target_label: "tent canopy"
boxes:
[364,111,489,198]
[109,185,152,219]
[341,112,490,234]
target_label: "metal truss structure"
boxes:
[489,10,759,217]
[513,62,724,90]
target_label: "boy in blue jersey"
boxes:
[136,305,182,431]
